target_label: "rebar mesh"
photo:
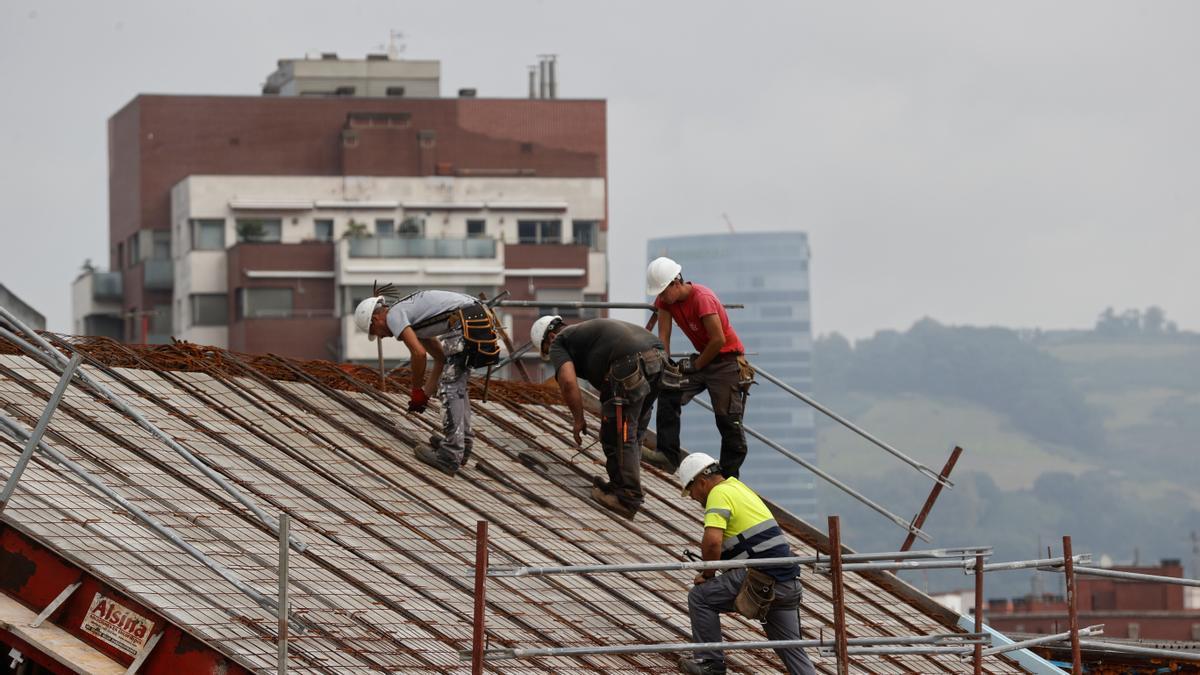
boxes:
[0,335,1026,674]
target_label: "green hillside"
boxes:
[811,315,1200,596]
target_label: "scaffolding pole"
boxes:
[1063,536,1082,675]
[462,634,989,661]
[693,396,931,542]
[0,354,81,512]
[489,546,992,577]
[979,625,1104,657]
[1074,640,1200,662]
[752,363,950,487]
[901,446,963,552]
[495,300,743,311]
[1069,565,1200,587]
[0,313,306,553]
[828,516,850,675]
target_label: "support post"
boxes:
[827,516,849,675]
[973,554,984,675]
[644,313,658,332]
[0,354,82,513]
[28,581,81,628]
[377,340,385,390]
[472,520,489,675]
[124,631,163,674]
[1063,536,1081,675]
[900,446,962,552]
[277,513,289,674]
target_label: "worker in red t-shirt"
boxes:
[647,256,755,478]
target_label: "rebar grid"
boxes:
[0,335,1027,674]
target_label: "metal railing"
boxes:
[464,517,1101,674]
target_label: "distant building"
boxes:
[0,283,46,331]
[987,559,1200,641]
[646,232,815,520]
[74,54,608,364]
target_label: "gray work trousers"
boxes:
[687,568,817,675]
[435,350,472,465]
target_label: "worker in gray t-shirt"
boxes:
[355,290,497,476]
[530,316,669,519]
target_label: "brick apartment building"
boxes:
[984,560,1200,641]
[73,54,608,365]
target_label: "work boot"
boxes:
[592,475,611,492]
[415,444,457,477]
[678,658,726,674]
[430,435,473,467]
[591,485,637,519]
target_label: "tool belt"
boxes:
[605,348,664,401]
[734,567,777,621]
[735,354,756,390]
[452,303,501,369]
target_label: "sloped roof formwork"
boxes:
[0,334,1028,673]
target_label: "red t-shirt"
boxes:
[655,283,744,355]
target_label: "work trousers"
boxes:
[435,349,472,465]
[657,353,751,478]
[688,568,817,675]
[597,350,665,510]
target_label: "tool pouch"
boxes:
[458,303,501,369]
[736,355,756,390]
[608,353,650,401]
[659,359,682,390]
[734,568,777,621]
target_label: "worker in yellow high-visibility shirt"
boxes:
[676,453,816,675]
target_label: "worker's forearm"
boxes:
[425,357,445,393]
[564,386,586,425]
[411,357,427,392]
[701,538,722,563]
[695,339,724,370]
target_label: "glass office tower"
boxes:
[647,232,815,521]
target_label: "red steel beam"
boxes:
[828,515,849,675]
[973,554,984,675]
[1063,535,1082,675]
[900,445,963,553]
[472,520,489,675]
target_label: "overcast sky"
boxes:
[2,1,1197,338]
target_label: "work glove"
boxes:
[678,354,700,375]
[407,387,429,414]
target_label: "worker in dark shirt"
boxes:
[531,316,669,519]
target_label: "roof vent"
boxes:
[321,52,338,60]
[458,88,477,98]
[367,53,388,61]
[334,86,356,96]
[386,86,406,97]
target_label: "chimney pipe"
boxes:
[528,66,538,99]
[548,56,557,99]
[539,58,548,99]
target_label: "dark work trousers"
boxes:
[656,353,750,478]
[688,568,817,675]
[598,353,664,510]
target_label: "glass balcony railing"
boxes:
[347,236,498,259]
[92,271,123,301]
[144,259,174,290]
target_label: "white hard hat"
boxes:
[646,256,683,296]
[354,296,385,341]
[530,315,563,361]
[676,452,719,496]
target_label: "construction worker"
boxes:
[532,316,668,519]
[355,290,500,476]
[675,452,816,675]
[648,256,754,478]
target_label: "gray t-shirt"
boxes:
[548,319,664,390]
[386,290,478,339]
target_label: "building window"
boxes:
[518,220,562,244]
[127,233,140,266]
[1127,623,1140,639]
[467,219,487,238]
[536,288,583,317]
[239,288,293,318]
[236,218,282,243]
[191,219,226,250]
[191,294,228,326]
[572,220,600,250]
[761,305,793,318]
[375,219,395,237]
[314,219,334,242]
[152,230,171,260]
[398,216,424,238]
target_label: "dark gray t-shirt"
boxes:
[548,319,664,389]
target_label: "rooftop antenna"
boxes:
[379,30,406,59]
[721,212,736,234]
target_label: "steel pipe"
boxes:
[1076,639,1200,662]
[979,554,1091,573]
[489,546,992,577]
[0,354,81,511]
[462,634,991,661]
[496,300,742,311]
[751,363,950,487]
[1071,565,1200,587]
[979,625,1104,657]
[693,396,931,542]
[0,314,306,553]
